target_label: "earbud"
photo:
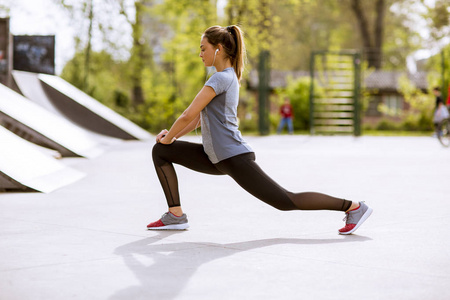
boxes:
[215,49,219,54]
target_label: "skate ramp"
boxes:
[12,71,151,140]
[0,126,85,193]
[0,83,105,158]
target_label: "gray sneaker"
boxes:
[338,202,373,235]
[147,212,189,230]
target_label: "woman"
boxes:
[148,25,372,235]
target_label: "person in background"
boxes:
[433,87,449,136]
[277,97,294,135]
[433,87,443,110]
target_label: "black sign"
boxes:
[13,35,55,75]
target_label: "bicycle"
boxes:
[437,117,450,147]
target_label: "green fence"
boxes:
[309,50,361,136]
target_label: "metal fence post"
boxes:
[258,50,270,135]
[353,52,361,136]
[309,52,315,135]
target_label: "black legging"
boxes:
[152,141,351,212]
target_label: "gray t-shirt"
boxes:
[202,67,253,163]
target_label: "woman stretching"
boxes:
[148,25,372,235]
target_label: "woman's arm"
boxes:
[175,114,201,139]
[157,115,200,143]
[160,86,216,144]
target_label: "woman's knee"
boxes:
[152,143,166,164]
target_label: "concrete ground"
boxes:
[1,135,449,300]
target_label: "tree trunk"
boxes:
[131,1,145,106]
[83,0,93,91]
[350,0,384,69]
[350,0,372,49]
[374,0,385,69]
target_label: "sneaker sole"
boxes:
[339,207,373,235]
[147,223,189,230]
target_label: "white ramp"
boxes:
[13,71,151,140]
[0,83,105,158]
[0,126,85,193]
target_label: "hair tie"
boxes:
[226,26,233,33]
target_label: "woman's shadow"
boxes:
[109,232,371,300]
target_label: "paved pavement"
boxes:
[1,135,449,300]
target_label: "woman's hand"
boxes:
[156,129,177,144]
[156,129,169,143]
[159,135,177,144]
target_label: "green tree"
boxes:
[118,0,154,107]
[398,74,434,131]
[131,0,218,131]
[60,50,130,109]
[348,0,386,69]
[426,0,450,40]
[226,0,280,68]
[54,0,132,90]
[54,0,93,90]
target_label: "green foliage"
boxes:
[374,118,401,131]
[60,50,130,109]
[136,0,215,131]
[425,0,450,40]
[397,74,434,131]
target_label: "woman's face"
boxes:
[199,36,216,67]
